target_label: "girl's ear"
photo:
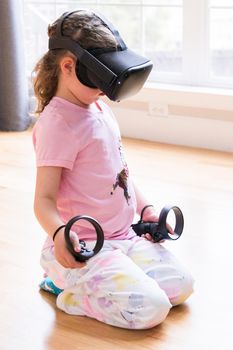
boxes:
[59,56,76,75]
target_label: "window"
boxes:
[209,0,233,81]
[22,0,233,89]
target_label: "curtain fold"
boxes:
[0,0,30,131]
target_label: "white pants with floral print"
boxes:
[40,236,194,329]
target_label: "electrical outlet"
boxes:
[148,103,168,117]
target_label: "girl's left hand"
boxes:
[141,208,164,243]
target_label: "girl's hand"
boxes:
[141,208,163,242]
[142,207,175,242]
[53,229,86,269]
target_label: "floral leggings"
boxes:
[41,236,194,329]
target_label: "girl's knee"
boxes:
[135,289,172,329]
[170,271,195,306]
[109,289,172,330]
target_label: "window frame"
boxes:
[152,0,233,89]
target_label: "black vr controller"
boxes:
[63,205,184,262]
[131,205,184,242]
[64,215,104,262]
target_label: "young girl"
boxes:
[32,9,194,330]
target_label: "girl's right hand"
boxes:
[53,229,86,269]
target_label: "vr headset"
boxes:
[48,10,153,102]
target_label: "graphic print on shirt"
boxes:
[111,139,131,204]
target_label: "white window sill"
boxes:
[145,82,233,98]
[107,82,233,117]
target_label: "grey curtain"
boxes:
[0,0,30,131]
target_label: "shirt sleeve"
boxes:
[33,114,79,170]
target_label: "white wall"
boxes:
[107,84,233,153]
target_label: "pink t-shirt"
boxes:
[33,97,137,248]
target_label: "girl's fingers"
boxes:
[142,233,165,243]
[69,231,81,252]
[145,233,153,240]
[166,223,174,234]
[142,233,152,241]
[63,255,86,269]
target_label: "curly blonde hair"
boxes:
[33,10,117,113]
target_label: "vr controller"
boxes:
[64,215,104,262]
[63,205,184,262]
[131,205,184,242]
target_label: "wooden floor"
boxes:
[0,129,233,350]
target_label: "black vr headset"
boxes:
[49,10,153,102]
